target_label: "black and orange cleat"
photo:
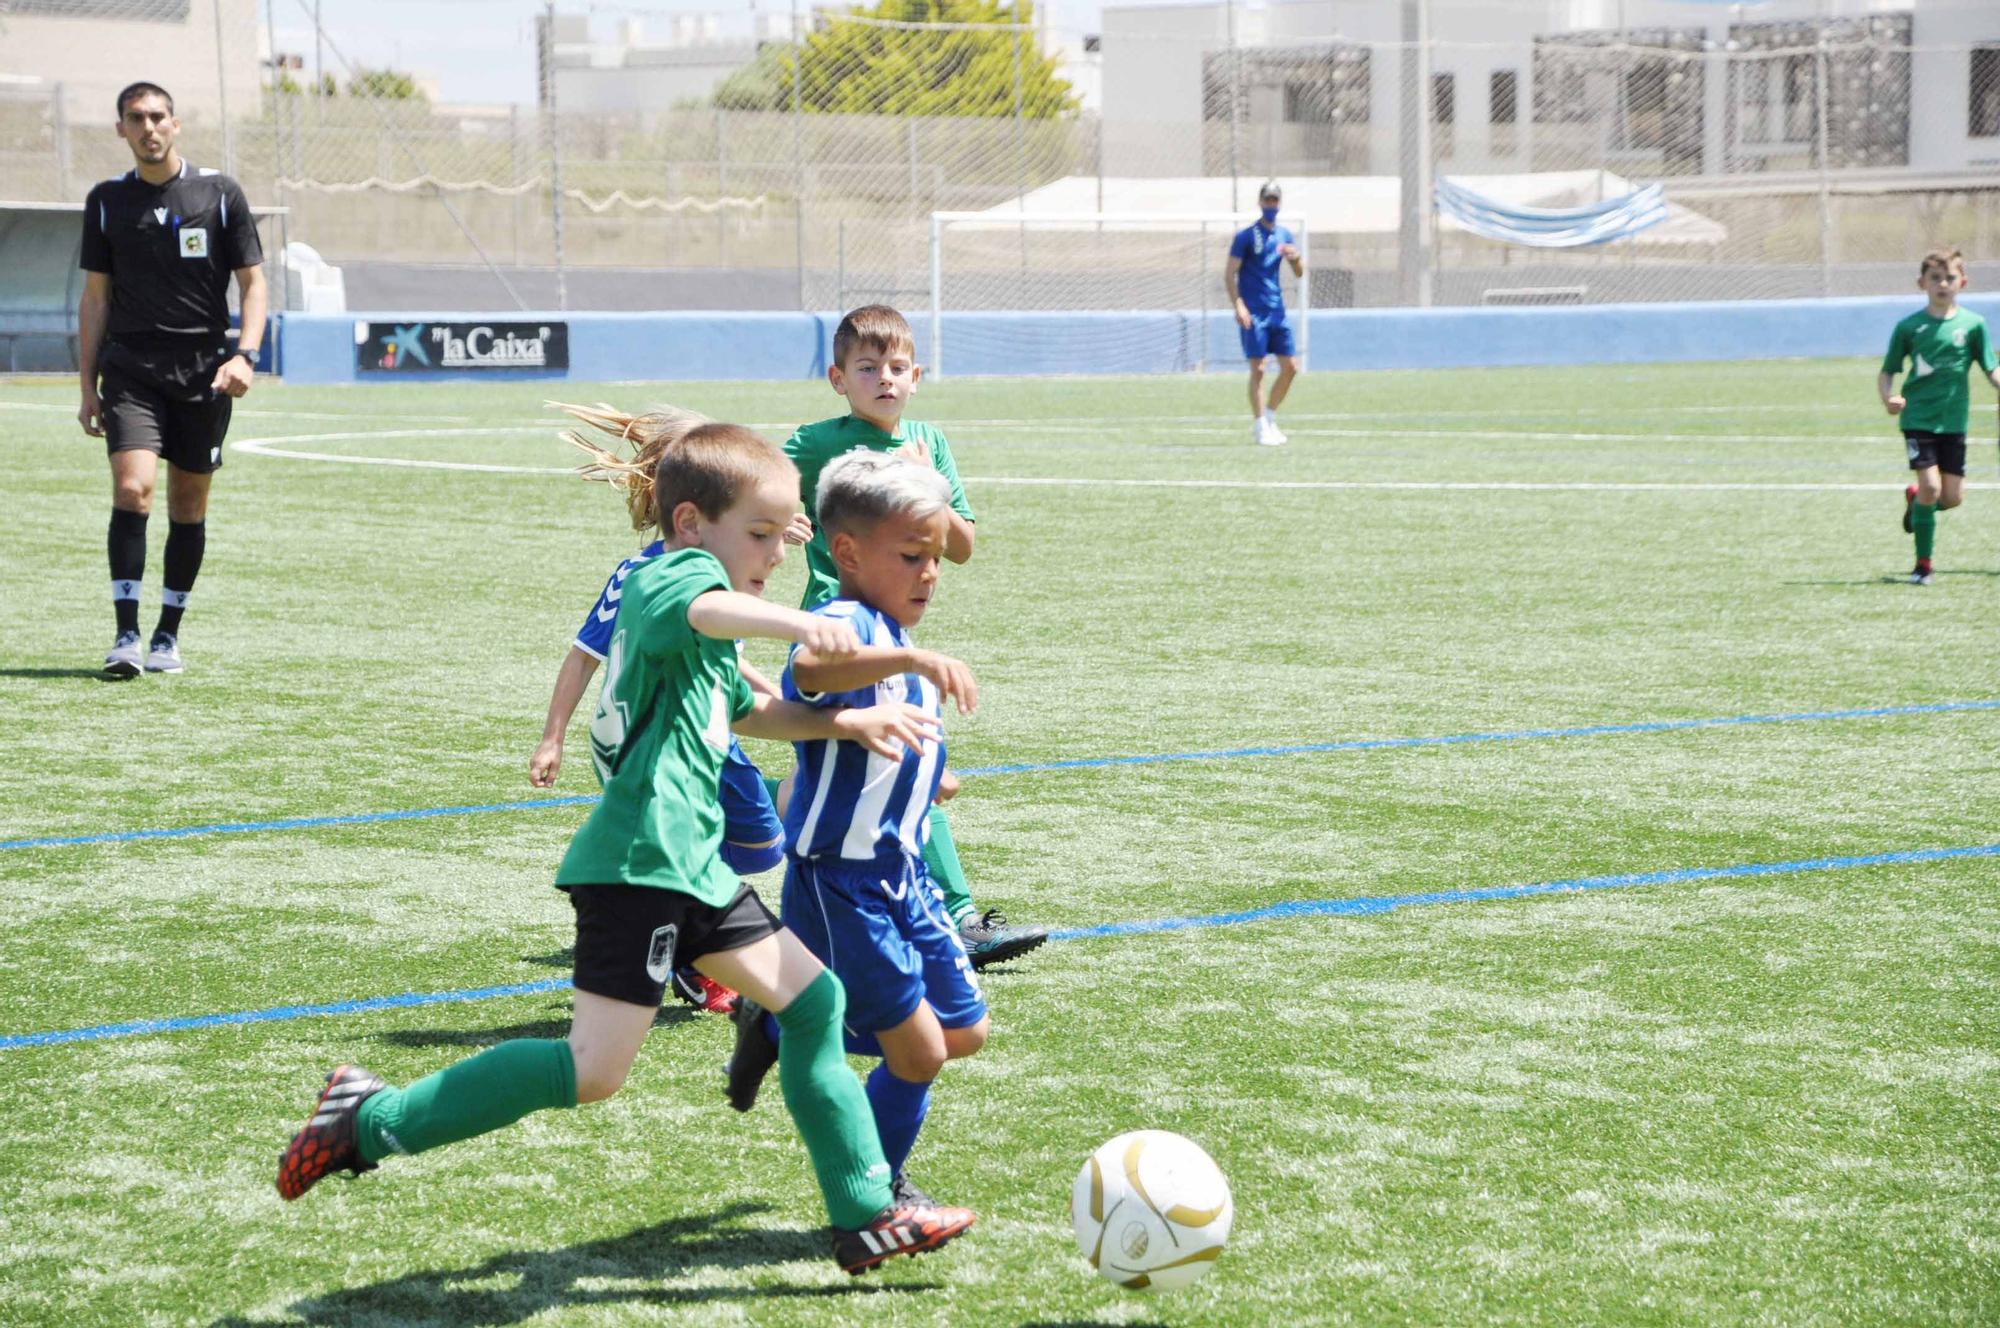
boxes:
[276,1065,386,1201]
[831,1201,976,1275]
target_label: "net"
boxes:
[927,209,1306,377]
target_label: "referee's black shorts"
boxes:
[99,341,233,475]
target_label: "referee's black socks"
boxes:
[157,519,206,640]
[108,508,147,637]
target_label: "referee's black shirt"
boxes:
[80,159,263,348]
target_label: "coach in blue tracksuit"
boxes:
[1225,180,1304,447]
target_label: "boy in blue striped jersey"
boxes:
[727,450,988,1206]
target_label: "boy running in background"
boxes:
[728,451,988,1208]
[1880,246,2000,584]
[278,419,975,1274]
[784,305,1045,970]
[528,403,809,1013]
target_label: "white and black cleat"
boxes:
[144,634,184,674]
[104,630,145,679]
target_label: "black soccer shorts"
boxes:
[567,881,780,1008]
[99,346,232,475]
[1903,430,1967,477]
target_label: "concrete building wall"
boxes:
[1099,0,2000,178]
[0,0,263,131]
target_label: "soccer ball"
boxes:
[1070,1130,1233,1291]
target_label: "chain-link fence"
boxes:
[3,0,1997,314]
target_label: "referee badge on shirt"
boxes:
[178,228,209,258]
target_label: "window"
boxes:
[1739,52,1814,147]
[1489,70,1518,124]
[1974,46,2000,138]
[1433,72,1455,124]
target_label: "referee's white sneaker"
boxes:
[104,630,144,679]
[1253,416,1285,447]
[1263,413,1288,445]
[144,633,184,674]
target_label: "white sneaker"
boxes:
[1253,416,1285,447]
[105,630,144,679]
[1264,416,1288,445]
[144,634,184,673]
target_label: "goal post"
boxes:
[926,211,1308,380]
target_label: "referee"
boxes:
[77,81,266,677]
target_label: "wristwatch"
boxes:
[232,347,259,365]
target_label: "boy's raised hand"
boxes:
[797,616,862,661]
[834,702,942,758]
[913,648,978,715]
[783,512,814,545]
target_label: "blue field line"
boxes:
[3,698,1996,856]
[0,978,571,1050]
[6,839,1995,1051]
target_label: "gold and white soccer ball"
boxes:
[1070,1129,1233,1291]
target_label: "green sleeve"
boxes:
[1976,320,1998,375]
[928,430,976,524]
[1880,323,1909,376]
[629,551,729,661]
[727,664,755,722]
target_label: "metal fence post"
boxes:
[1397,0,1434,308]
[1814,15,1834,297]
[792,0,807,311]
[212,0,235,175]
[1226,0,1241,211]
[541,0,568,310]
[52,83,71,199]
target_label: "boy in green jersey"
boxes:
[1879,246,2000,585]
[782,305,1046,970]
[277,419,976,1274]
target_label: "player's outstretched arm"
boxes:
[688,589,860,659]
[733,696,939,756]
[792,644,977,714]
[529,645,600,787]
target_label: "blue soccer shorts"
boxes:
[1239,312,1297,362]
[780,853,985,1054]
[719,739,784,875]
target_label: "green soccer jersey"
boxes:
[1881,306,1997,435]
[784,414,975,610]
[555,547,753,904]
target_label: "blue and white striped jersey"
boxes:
[574,540,665,660]
[781,598,945,865]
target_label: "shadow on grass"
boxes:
[1778,576,1924,587]
[212,1203,933,1326]
[522,947,573,969]
[1021,1322,1170,1328]
[0,667,128,680]
[373,1005,694,1049]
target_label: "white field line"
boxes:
[0,400,473,423]
[231,430,1894,491]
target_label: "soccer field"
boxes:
[1,359,1996,1326]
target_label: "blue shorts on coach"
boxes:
[781,854,985,1052]
[1239,312,1296,361]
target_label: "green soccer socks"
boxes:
[1913,501,1937,561]
[923,805,975,925]
[355,1038,577,1164]
[775,970,896,1227]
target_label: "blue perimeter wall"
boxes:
[276,293,2000,384]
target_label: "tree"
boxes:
[347,68,425,101]
[714,1,1079,119]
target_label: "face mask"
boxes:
[1260,206,1280,223]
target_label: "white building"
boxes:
[0,0,264,130]
[1100,0,2000,179]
